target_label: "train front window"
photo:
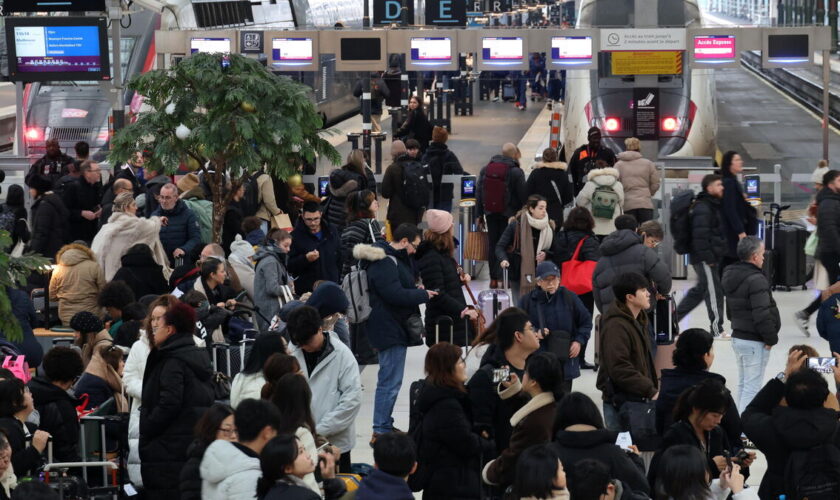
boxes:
[577,0,631,27]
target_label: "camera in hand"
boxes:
[492,366,510,384]
[807,357,836,373]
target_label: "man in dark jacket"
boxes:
[353,72,390,133]
[151,183,203,265]
[476,143,528,288]
[4,287,44,367]
[568,127,617,196]
[519,262,592,392]
[592,227,671,314]
[355,224,432,444]
[99,178,133,228]
[816,169,840,284]
[722,236,780,412]
[676,174,727,337]
[527,148,574,228]
[26,174,70,261]
[28,347,84,465]
[357,431,416,500]
[595,272,658,431]
[420,126,464,212]
[382,141,425,231]
[288,201,342,294]
[25,138,74,188]
[62,160,103,244]
[142,169,170,218]
[742,350,840,499]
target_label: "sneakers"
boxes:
[794,310,811,337]
[713,330,731,340]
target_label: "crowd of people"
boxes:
[0,100,839,500]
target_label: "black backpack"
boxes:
[407,378,431,492]
[401,161,432,210]
[241,172,263,217]
[670,189,695,255]
[784,426,840,500]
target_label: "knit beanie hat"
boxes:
[424,209,453,234]
[306,282,349,318]
[391,140,407,159]
[588,126,602,140]
[230,234,255,259]
[69,311,103,334]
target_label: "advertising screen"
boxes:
[410,37,452,62]
[693,35,736,61]
[4,0,106,12]
[190,38,231,54]
[482,37,523,61]
[272,38,313,62]
[768,34,809,61]
[551,36,593,61]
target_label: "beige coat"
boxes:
[255,173,283,222]
[50,244,106,325]
[91,211,171,281]
[576,167,625,236]
[615,151,660,211]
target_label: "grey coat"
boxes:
[253,245,292,331]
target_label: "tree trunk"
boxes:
[210,158,227,245]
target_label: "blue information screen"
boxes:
[14,25,103,73]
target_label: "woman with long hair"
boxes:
[260,353,302,399]
[230,334,288,408]
[717,151,757,270]
[270,374,321,495]
[257,434,337,500]
[497,194,556,299]
[324,149,376,231]
[654,445,756,500]
[395,94,433,151]
[74,343,128,411]
[179,403,236,500]
[2,184,29,248]
[340,189,385,277]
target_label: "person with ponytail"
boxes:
[339,189,385,278]
[257,434,339,500]
[496,194,556,299]
[482,352,563,489]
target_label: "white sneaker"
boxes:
[794,310,811,337]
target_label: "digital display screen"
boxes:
[551,36,592,61]
[318,177,329,197]
[190,38,231,54]
[4,0,106,12]
[462,177,476,197]
[744,175,760,196]
[340,38,382,61]
[272,38,313,63]
[13,25,104,74]
[768,34,809,61]
[694,35,736,61]
[482,37,523,61]
[410,37,452,62]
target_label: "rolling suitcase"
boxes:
[652,294,679,379]
[212,338,255,380]
[773,223,808,290]
[501,81,515,102]
[477,269,512,325]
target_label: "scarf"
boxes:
[519,212,553,296]
[84,348,129,413]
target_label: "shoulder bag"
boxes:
[561,236,597,295]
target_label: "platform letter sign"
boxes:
[426,0,467,25]
[633,88,659,140]
[374,0,415,25]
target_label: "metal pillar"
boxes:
[361,76,372,158]
[363,0,370,27]
[823,49,831,160]
[818,0,827,24]
[830,0,838,51]
[109,0,125,134]
[14,82,24,156]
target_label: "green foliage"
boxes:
[0,230,50,342]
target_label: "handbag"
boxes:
[270,213,293,231]
[618,399,659,451]
[561,236,596,294]
[805,231,819,257]
[211,371,232,400]
[1,355,30,383]
[406,314,425,346]
[464,228,490,261]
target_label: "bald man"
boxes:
[100,178,134,228]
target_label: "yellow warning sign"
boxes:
[611,51,683,75]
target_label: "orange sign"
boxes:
[611,51,683,75]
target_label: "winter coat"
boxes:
[142,175,169,218]
[289,331,362,453]
[357,469,414,500]
[476,155,528,218]
[526,161,573,225]
[340,218,385,277]
[656,368,742,447]
[353,75,390,116]
[27,153,75,187]
[179,440,207,500]
[421,142,465,208]
[3,288,44,368]
[261,478,320,500]
[151,199,203,262]
[62,177,103,243]
[222,203,244,255]
[124,336,149,486]
[721,262,780,346]
[355,242,428,351]
[140,333,214,498]
[181,190,214,246]
[381,155,425,228]
[552,426,649,497]
[495,220,555,287]
[568,144,617,195]
[518,287,592,380]
[689,193,727,265]
[592,229,671,313]
[648,419,729,489]
[27,193,69,260]
[720,174,758,258]
[288,218,342,294]
[255,173,284,222]
[614,151,659,211]
[595,300,658,402]
[817,292,840,345]
[229,236,256,301]
[111,245,169,298]
[413,383,482,499]
[28,377,80,464]
[324,166,376,230]
[483,390,556,488]
[575,167,625,236]
[416,241,471,346]
[74,373,114,410]
[230,371,265,408]
[200,440,261,500]
[395,107,433,150]
[816,186,840,261]
[49,243,105,325]
[742,377,840,499]
[552,230,600,264]
[0,417,41,477]
[253,245,293,331]
[92,210,170,281]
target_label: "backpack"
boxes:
[0,205,15,234]
[182,198,213,243]
[240,172,263,218]
[401,161,432,210]
[482,161,511,214]
[591,183,620,219]
[670,190,696,255]
[407,378,431,492]
[784,426,840,500]
[342,223,379,324]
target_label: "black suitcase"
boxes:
[773,223,808,289]
[652,293,679,345]
[502,82,515,102]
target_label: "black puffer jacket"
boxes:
[689,192,727,265]
[339,218,385,277]
[179,440,207,500]
[0,417,41,477]
[552,229,600,264]
[721,261,780,346]
[476,155,528,218]
[421,142,464,207]
[816,186,840,260]
[324,166,376,231]
[648,419,729,490]
[62,177,103,244]
[412,383,482,499]
[112,246,169,298]
[416,241,472,347]
[28,193,69,261]
[28,376,81,464]
[395,107,432,150]
[140,333,214,498]
[526,161,574,226]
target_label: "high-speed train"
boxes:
[561,0,717,158]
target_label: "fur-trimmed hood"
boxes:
[531,161,567,171]
[56,243,97,266]
[352,243,387,262]
[586,167,620,184]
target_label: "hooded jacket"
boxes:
[816,186,840,260]
[339,218,385,277]
[27,192,69,260]
[140,333,214,498]
[382,154,426,228]
[324,166,376,230]
[476,155,528,218]
[356,469,414,500]
[569,144,617,195]
[92,210,170,281]
[421,142,465,207]
[151,199,203,262]
[575,167,625,236]
[111,244,169,298]
[689,192,727,265]
[526,161,573,225]
[595,300,658,402]
[615,151,659,211]
[28,376,81,464]
[229,235,256,300]
[742,377,840,499]
[415,240,471,346]
[62,176,103,243]
[355,242,428,350]
[200,440,261,500]
[253,244,292,331]
[721,262,780,345]
[592,230,671,313]
[289,331,361,453]
[288,217,341,295]
[49,243,105,325]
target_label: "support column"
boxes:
[830,0,839,51]
[817,0,826,24]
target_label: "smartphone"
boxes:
[722,450,733,471]
[492,366,510,384]
[318,176,329,197]
[807,357,836,373]
[615,431,633,451]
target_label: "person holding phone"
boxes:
[653,445,758,500]
[61,159,103,245]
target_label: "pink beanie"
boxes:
[424,209,453,234]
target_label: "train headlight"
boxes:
[661,117,679,132]
[604,117,620,132]
[26,128,42,141]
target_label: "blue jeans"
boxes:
[732,338,771,412]
[334,316,350,348]
[373,345,407,434]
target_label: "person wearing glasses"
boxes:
[0,379,50,478]
[74,343,128,412]
[179,403,235,500]
[288,201,342,295]
[152,182,203,266]
[61,159,103,245]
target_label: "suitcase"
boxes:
[477,269,512,324]
[773,223,808,289]
[652,293,679,345]
[501,82,515,102]
[212,338,255,380]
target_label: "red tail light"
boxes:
[604,117,620,132]
[661,117,678,132]
[26,128,42,141]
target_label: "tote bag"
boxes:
[561,236,596,294]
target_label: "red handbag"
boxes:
[561,237,597,295]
